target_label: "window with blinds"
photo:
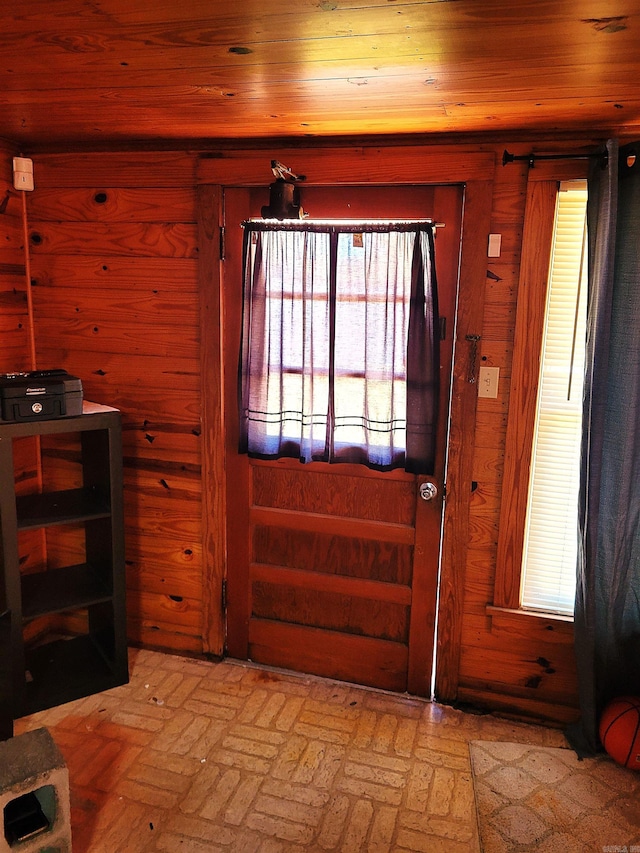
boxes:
[520,181,588,615]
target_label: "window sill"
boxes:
[487,605,573,624]
[486,605,574,645]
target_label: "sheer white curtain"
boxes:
[238,222,439,473]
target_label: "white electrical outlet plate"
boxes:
[478,366,500,398]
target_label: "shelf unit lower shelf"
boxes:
[16,487,111,530]
[21,564,113,620]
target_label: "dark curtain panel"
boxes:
[406,230,440,473]
[569,139,640,755]
[238,221,439,473]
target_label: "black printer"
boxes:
[0,370,83,423]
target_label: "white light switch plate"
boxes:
[488,234,502,257]
[478,366,499,398]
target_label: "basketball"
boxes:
[599,696,640,770]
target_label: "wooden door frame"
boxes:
[196,145,495,704]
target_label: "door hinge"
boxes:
[221,578,227,611]
[219,226,226,261]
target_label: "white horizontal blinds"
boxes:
[520,181,588,615]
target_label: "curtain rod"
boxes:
[243,219,442,232]
[502,148,608,168]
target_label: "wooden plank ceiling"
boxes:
[2,0,639,148]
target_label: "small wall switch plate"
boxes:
[488,233,502,257]
[478,366,500,398]
[13,157,34,191]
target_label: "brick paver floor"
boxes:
[15,648,567,852]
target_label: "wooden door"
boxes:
[223,185,463,695]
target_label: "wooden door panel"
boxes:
[224,184,463,694]
[248,620,408,693]
[251,463,416,523]
[253,526,414,583]
[251,581,409,641]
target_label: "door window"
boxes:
[239,221,440,473]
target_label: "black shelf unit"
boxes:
[0,403,128,739]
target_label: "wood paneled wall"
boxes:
[0,138,595,722]
[459,154,579,724]
[23,153,205,653]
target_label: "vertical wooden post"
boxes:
[197,184,226,656]
[435,179,495,702]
